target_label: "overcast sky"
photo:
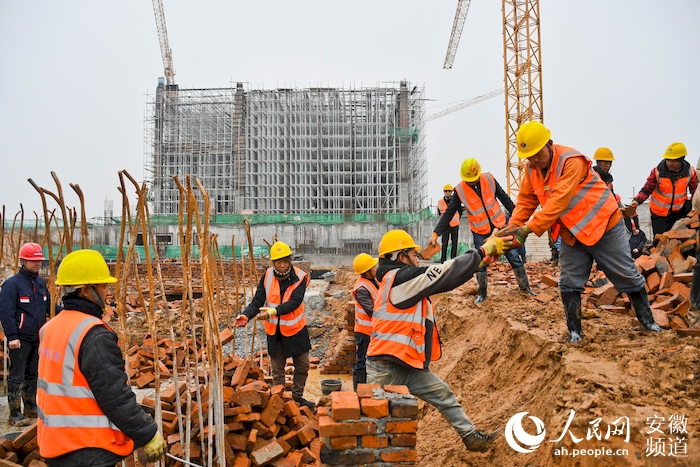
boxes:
[1,1,699,220]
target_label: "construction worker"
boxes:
[502,121,660,343]
[366,229,511,452]
[429,158,536,303]
[37,249,166,465]
[689,188,700,310]
[627,216,647,259]
[233,241,314,409]
[437,184,461,261]
[592,147,622,204]
[351,253,379,390]
[628,142,698,238]
[0,243,50,424]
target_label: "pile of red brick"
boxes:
[0,422,46,466]
[318,301,356,375]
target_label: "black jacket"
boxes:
[0,267,50,342]
[45,296,158,467]
[243,267,310,358]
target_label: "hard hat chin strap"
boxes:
[86,285,105,310]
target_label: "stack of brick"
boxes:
[319,384,419,466]
[0,422,46,466]
[319,301,356,375]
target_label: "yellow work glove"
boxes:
[144,431,167,462]
[257,306,277,320]
[479,232,513,267]
[429,232,439,246]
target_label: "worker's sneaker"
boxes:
[462,429,501,452]
[294,397,316,410]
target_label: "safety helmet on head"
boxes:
[443,184,453,191]
[55,249,117,286]
[663,142,687,160]
[460,158,481,183]
[516,121,551,158]
[353,253,378,275]
[594,147,615,161]
[270,241,292,261]
[19,243,46,261]
[378,230,420,257]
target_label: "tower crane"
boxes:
[426,88,502,122]
[152,0,176,85]
[444,0,543,198]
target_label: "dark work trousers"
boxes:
[270,344,309,401]
[441,225,459,262]
[651,201,691,238]
[691,244,700,308]
[354,333,370,374]
[8,341,38,395]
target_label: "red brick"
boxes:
[356,383,381,399]
[361,435,389,448]
[250,441,284,466]
[260,395,285,427]
[316,406,329,417]
[385,420,418,434]
[330,391,360,421]
[318,416,377,438]
[391,433,417,446]
[360,398,389,418]
[297,424,316,445]
[383,385,410,395]
[380,449,417,463]
[329,436,358,449]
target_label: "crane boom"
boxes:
[443,0,472,69]
[152,0,175,85]
[426,89,502,122]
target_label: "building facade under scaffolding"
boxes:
[144,80,427,216]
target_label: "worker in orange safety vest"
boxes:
[437,184,461,261]
[37,249,166,466]
[350,253,379,390]
[501,121,660,343]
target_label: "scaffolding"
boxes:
[145,80,427,216]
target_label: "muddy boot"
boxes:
[22,386,38,418]
[462,429,501,452]
[551,250,559,267]
[561,291,583,343]
[8,390,25,424]
[627,291,661,332]
[473,272,488,304]
[690,266,700,308]
[514,267,536,296]
[352,368,366,391]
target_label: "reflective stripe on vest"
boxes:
[366,269,441,370]
[437,198,460,227]
[352,277,378,336]
[37,309,133,459]
[263,267,309,337]
[649,167,694,216]
[526,145,619,247]
[453,174,507,235]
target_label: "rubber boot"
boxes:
[690,265,700,308]
[8,390,25,424]
[22,386,38,418]
[352,368,367,391]
[627,291,661,332]
[551,250,559,267]
[474,272,488,304]
[561,291,583,344]
[514,267,536,296]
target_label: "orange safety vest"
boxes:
[352,277,378,336]
[263,266,309,337]
[437,198,461,228]
[453,174,507,235]
[37,309,133,459]
[366,270,441,370]
[649,167,695,216]
[527,145,619,246]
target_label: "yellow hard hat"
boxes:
[460,158,481,183]
[353,253,379,275]
[443,184,453,191]
[270,241,292,261]
[378,230,420,257]
[516,121,551,158]
[664,142,687,160]
[55,249,117,286]
[593,147,615,161]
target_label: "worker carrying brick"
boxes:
[429,157,536,303]
[234,241,315,410]
[501,121,661,343]
[350,253,379,390]
[627,142,698,238]
[37,249,166,466]
[0,243,51,424]
[366,229,511,452]
[436,184,461,261]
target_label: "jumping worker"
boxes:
[628,142,697,238]
[366,229,511,452]
[233,241,315,409]
[351,253,379,390]
[0,243,50,424]
[37,249,166,465]
[429,157,535,303]
[437,184,461,261]
[502,121,660,343]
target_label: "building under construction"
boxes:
[145,80,427,217]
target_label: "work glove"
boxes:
[233,315,249,327]
[429,232,439,246]
[257,306,277,320]
[620,203,637,219]
[479,231,513,268]
[501,225,531,249]
[144,431,167,462]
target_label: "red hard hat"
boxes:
[19,243,46,261]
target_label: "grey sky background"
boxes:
[1,1,698,220]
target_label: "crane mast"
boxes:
[152,0,175,85]
[443,0,472,69]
